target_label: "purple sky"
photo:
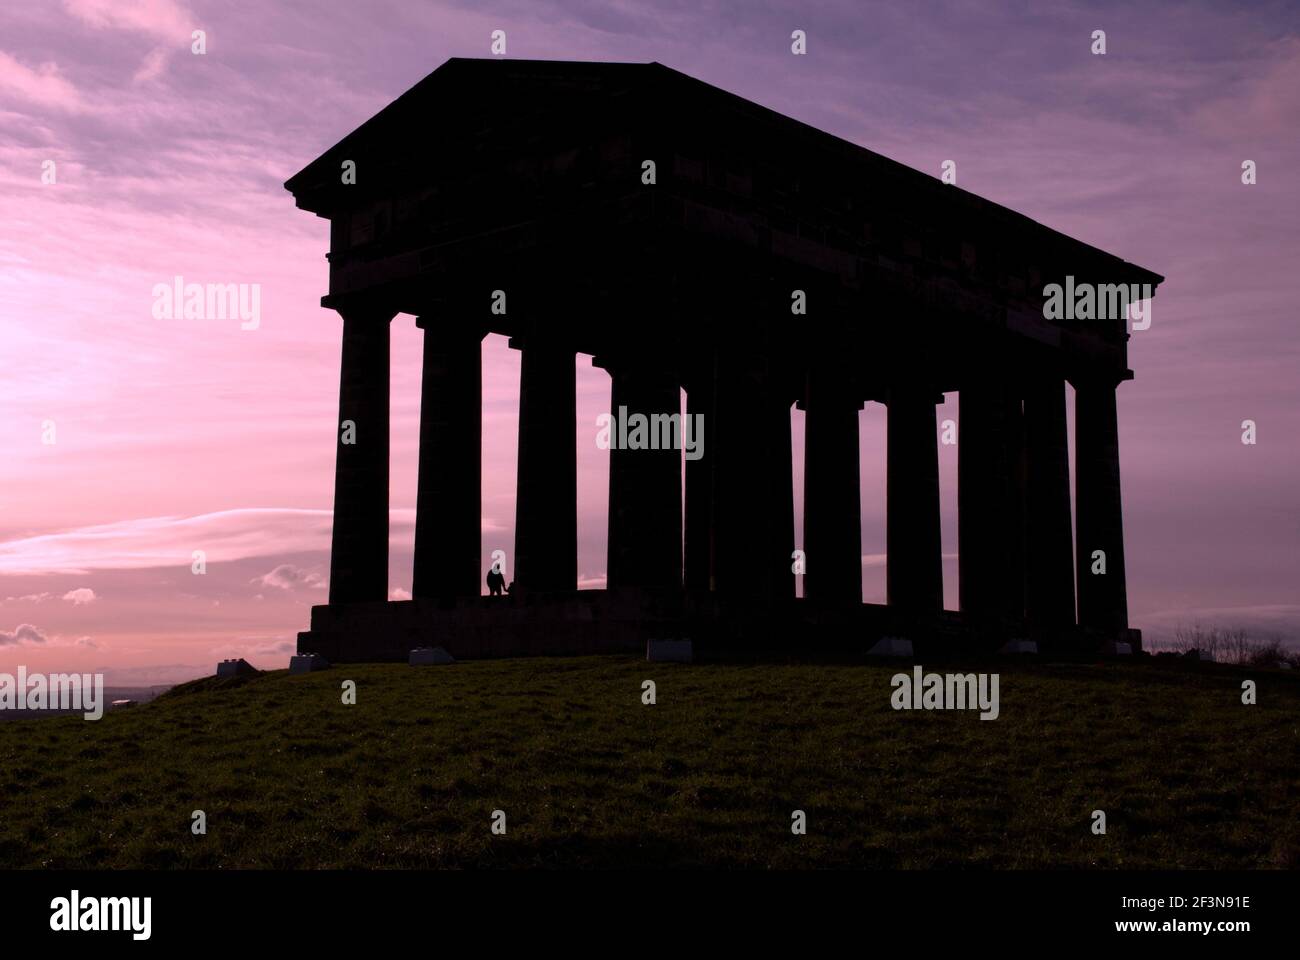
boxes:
[2,1,1298,683]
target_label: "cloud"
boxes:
[60,0,196,85]
[389,587,411,600]
[0,506,493,577]
[252,563,325,591]
[1190,37,1300,140]
[61,587,97,605]
[75,636,98,648]
[0,623,48,646]
[132,46,171,84]
[0,508,412,575]
[210,637,295,659]
[0,51,85,112]
[2,592,55,604]
[62,0,194,41]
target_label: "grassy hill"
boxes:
[0,655,1295,868]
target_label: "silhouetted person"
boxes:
[486,566,505,596]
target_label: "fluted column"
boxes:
[512,339,576,592]
[886,386,942,613]
[1023,375,1075,631]
[605,364,683,590]
[1074,374,1128,631]
[958,381,1024,622]
[328,305,393,604]
[803,374,863,604]
[412,318,484,599]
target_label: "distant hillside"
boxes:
[0,685,172,723]
[0,656,1295,868]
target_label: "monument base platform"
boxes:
[296,589,1142,663]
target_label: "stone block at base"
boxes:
[999,640,1038,654]
[647,639,693,663]
[1101,640,1133,656]
[409,647,456,666]
[867,636,913,657]
[216,658,257,678]
[289,653,331,674]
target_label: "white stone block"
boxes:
[1101,640,1132,656]
[290,653,331,674]
[409,646,456,666]
[216,658,257,678]
[867,636,913,657]
[647,639,693,663]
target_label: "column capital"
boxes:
[414,314,487,339]
[1068,367,1133,390]
[507,334,576,353]
[323,294,399,323]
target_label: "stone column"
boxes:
[412,318,484,600]
[1022,375,1075,631]
[803,374,863,604]
[770,386,797,599]
[512,339,576,592]
[328,305,393,605]
[958,381,1024,622]
[605,364,683,590]
[886,387,942,613]
[711,361,795,599]
[683,366,715,591]
[1074,374,1129,631]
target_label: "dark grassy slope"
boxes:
[0,656,1295,869]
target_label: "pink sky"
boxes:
[2,1,1298,683]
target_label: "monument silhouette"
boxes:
[284,58,1162,662]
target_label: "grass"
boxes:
[0,655,1296,869]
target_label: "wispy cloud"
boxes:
[0,507,522,575]
[0,51,85,111]
[62,0,194,40]
[0,509,343,575]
